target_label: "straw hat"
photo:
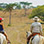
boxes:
[33,16,40,21]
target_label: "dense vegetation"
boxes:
[29,5,44,21]
[0,7,3,10]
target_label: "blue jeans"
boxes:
[0,30,4,32]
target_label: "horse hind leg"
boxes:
[1,38,3,44]
[0,39,1,44]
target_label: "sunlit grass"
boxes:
[0,10,44,44]
[3,16,44,44]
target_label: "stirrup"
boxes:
[27,42,29,44]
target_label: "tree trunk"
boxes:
[25,8,27,16]
[24,5,27,16]
[9,11,11,25]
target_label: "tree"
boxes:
[29,5,44,21]
[20,2,32,16]
[30,6,36,9]
[15,3,21,9]
[26,3,32,9]
[5,3,17,25]
[0,3,7,8]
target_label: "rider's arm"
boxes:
[30,24,33,33]
[39,24,43,35]
[1,23,4,30]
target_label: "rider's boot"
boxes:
[27,41,29,44]
[27,40,29,44]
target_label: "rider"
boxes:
[27,16,43,44]
[0,17,10,43]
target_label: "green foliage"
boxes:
[0,3,7,8]
[0,8,3,10]
[20,2,32,5]
[5,3,17,11]
[16,4,21,9]
[29,5,44,21]
[20,2,32,9]
[8,24,11,26]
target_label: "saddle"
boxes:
[31,33,40,40]
[32,33,40,36]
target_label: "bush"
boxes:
[0,8,3,10]
[40,17,44,21]
[8,24,11,26]
[29,5,44,21]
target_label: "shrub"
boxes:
[29,5,44,21]
[8,24,11,26]
[0,8,3,10]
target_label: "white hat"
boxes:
[33,16,40,21]
[2,18,4,21]
[0,17,4,21]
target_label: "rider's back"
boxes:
[31,22,42,33]
[0,24,3,31]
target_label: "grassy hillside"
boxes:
[0,9,44,44]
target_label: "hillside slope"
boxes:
[0,9,44,44]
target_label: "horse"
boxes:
[26,31,44,44]
[0,33,6,44]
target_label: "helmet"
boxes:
[0,18,4,21]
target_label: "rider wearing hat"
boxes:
[0,17,10,43]
[27,16,43,44]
